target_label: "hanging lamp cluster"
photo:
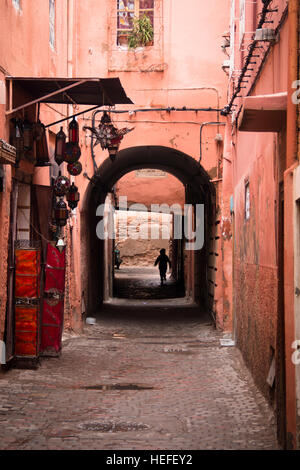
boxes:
[52,117,81,230]
[54,117,82,174]
[52,172,80,228]
[10,116,51,167]
[83,111,134,161]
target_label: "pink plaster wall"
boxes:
[116,171,185,207]
[0,0,68,77]
[0,0,231,337]
[73,0,230,192]
[223,0,289,411]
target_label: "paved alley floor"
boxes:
[0,300,279,450]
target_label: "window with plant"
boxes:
[117,0,154,48]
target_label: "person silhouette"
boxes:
[154,249,171,286]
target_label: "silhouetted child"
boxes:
[154,249,171,286]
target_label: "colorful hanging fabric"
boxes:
[40,243,66,356]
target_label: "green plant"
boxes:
[128,14,154,49]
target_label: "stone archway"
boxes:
[81,146,216,315]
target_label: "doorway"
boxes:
[81,146,216,317]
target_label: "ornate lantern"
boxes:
[67,161,82,176]
[108,139,121,161]
[98,112,122,160]
[83,112,134,163]
[55,127,66,165]
[55,197,69,226]
[64,141,81,163]
[68,116,79,143]
[23,117,33,151]
[33,120,45,141]
[10,118,24,167]
[35,120,51,167]
[66,182,80,210]
[54,173,70,196]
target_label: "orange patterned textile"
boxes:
[14,306,39,356]
[15,249,40,298]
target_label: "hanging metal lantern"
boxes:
[33,120,45,141]
[64,141,81,163]
[23,117,33,151]
[108,138,121,161]
[54,126,66,166]
[67,161,82,176]
[83,111,134,163]
[35,120,51,167]
[66,182,80,210]
[68,116,79,143]
[98,112,121,151]
[55,197,69,226]
[10,118,24,167]
[54,173,70,196]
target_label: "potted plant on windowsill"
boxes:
[128,14,154,49]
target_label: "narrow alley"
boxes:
[0,300,278,450]
[1,0,300,452]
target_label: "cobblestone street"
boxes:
[0,294,279,450]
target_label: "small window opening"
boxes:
[117,0,154,47]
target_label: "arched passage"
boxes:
[81,146,216,316]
